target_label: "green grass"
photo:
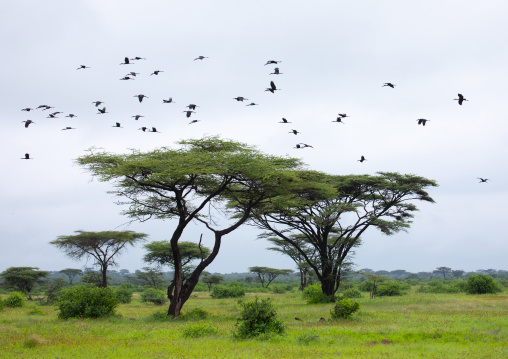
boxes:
[0,289,507,358]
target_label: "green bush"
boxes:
[57,285,118,319]
[0,298,4,311]
[234,297,285,339]
[5,292,25,307]
[118,282,136,291]
[270,285,286,294]
[27,306,45,315]
[115,288,133,304]
[43,278,67,305]
[211,282,245,299]
[330,298,360,320]
[302,284,331,304]
[341,287,363,299]
[180,307,209,320]
[465,274,500,294]
[377,281,404,296]
[182,322,218,338]
[417,280,466,294]
[141,288,167,305]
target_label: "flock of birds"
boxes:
[17,56,488,184]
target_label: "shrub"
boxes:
[43,278,67,305]
[27,306,45,315]
[115,288,133,304]
[465,274,500,294]
[377,281,404,296]
[417,280,465,294]
[180,307,209,320]
[330,298,360,320]
[5,291,25,307]
[302,284,331,304]
[211,282,245,299]
[147,311,170,321]
[234,297,285,339]
[118,282,136,291]
[270,285,286,294]
[182,322,218,338]
[0,298,4,311]
[57,285,118,319]
[141,288,167,305]
[341,287,363,299]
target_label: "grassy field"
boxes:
[1,289,507,358]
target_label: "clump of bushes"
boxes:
[180,307,210,321]
[417,280,466,294]
[340,287,363,299]
[302,284,331,304]
[182,322,218,338]
[234,297,285,339]
[330,298,360,320]
[27,306,45,315]
[43,278,67,305]
[115,288,133,304]
[377,281,404,297]
[5,292,25,307]
[57,285,118,319]
[141,288,167,305]
[211,282,245,299]
[465,274,500,294]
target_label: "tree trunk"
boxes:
[167,271,200,317]
[100,264,108,288]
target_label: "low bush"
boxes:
[340,287,363,299]
[182,322,218,338]
[270,285,286,294]
[302,284,331,304]
[211,282,245,299]
[465,274,501,294]
[27,306,45,315]
[417,280,466,294]
[115,288,133,304]
[43,278,67,305]
[5,292,25,307]
[330,298,360,320]
[234,297,285,339]
[180,307,209,320]
[377,281,404,297]
[141,288,167,305]
[57,285,118,319]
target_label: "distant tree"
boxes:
[479,269,497,277]
[361,273,387,299]
[135,267,164,289]
[375,270,391,276]
[451,270,465,279]
[389,270,408,278]
[201,274,223,291]
[248,267,293,288]
[0,267,48,298]
[59,268,82,285]
[434,267,452,279]
[51,230,148,287]
[119,269,130,276]
[80,271,107,287]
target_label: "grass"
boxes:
[0,288,507,358]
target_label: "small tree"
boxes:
[451,270,465,279]
[465,274,499,294]
[361,273,387,298]
[434,267,452,279]
[249,267,293,288]
[59,269,82,285]
[234,297,285,339]
[0,267,48,298]
[135,267,165,289]
[202,274,223,291]
[51,230,148,287]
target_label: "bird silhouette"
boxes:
[128,72,139,77]
[358,155,367,163]
[120,57,131,65]
[21,153,32,160]
[338,113,350,118]
[295,143,313,149]
[417,119,429,126]
[112,122,123,128]
[138,127,147,132]
[47,113,59,118]
[270,67,282,75]
[183,110,196,118]
[265,81,280,93]
[194,56,208,61]
[134,94,148,103]
[132,115,144,121]
[65,114,77,118]
[233,97,248,102]
[265,60,281,65]
[119,76,133,80]
[333,117,345,124]
[383,83,395,88]
[149,127,160,133]
[76,65,90,70]
[150,70,164,76]
[92,101,104,107]
[289,129,300,135]
[454,93,468,105]
[478,178,489,183]
[279,118,291,123]
[22,120,35,128]
[246,102,258,106]
[50,111,63,116]
[186,104,199,110]
[61,127,76,131]
[37,105,52,110]
[130,57,146,61]
[294,317,303,321]
[21,108,33,112]
[162,98,174,103]
[189,119,200,125]
[97,107,108,114]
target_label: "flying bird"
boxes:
[279,118,291,123]
[130,56,146,61]
[265,81,280,93]
[186,104,199,110]
[150,70,164,76]
[21,108,33,112]
[289,129,300,135]
[138,127,147,132]
[333,117,345,124]
[61,127,76,131]
[454,93,468,105]
[76,65,90,70]
[21,153,32,160]
[119,76,133,80]
[36,105,52,110]
[50,111,62,116]
[162,98,174,103]
[47,113,59,118]
[338,113,349,118]
[149,127,160,133]
[270,67,282,75]
[65,114,77,118]
[128,72,139,77]
[22,120,35,128]
[92,101,104,107]
[383,83,395,88]
[134,94,148,102]
[189,119,200,125]
[120,57,131,65]
[112,122,123,128]
[478,178,489,183]
[358,155,367,163]
[295,143,313,149]
[132,115,144,121]
[417,119,429,126]
[265,60,281,65]
[194,56,208,61]
[246,102,258,106]
[183,110,196,118]
[97,107,108,114]
[233,97,248,102]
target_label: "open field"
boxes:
[1,289,507,358]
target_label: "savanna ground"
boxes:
[1,288,507,359]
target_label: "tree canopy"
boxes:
[248,266,293,288]
[51,230,148,287]
[0,267,48,296]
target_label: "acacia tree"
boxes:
[51,230,148,287]
[135,267,164,289]
[242,171,437,301]
[248,267,293,288]
[201,274,223,291]
[76,137,303,317]
[0,267,48,297]
[59,268,82,285]
[434,266,452,279]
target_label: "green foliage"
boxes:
[302,284,331,304]
[201,274,223,291]
[141,288,167,305]
[296,332,320,345]
[377,281,404,296]
[270,284,287,294]
[340,287,364,299]
[0,298,4,311]
[118,282,136,291]
[26,306,45,315]
[417,279,466,294]
[465,274,500,294]
[180,307,210,320]
[79,271,104,287]
[115,288,133,303]
[147,311,170,321]
[211,282,245,299]
[43,278,67,304]
[57,285,118,319]
[249,266,293,288]
[5,291,25,307]
[234,297,285,339]
[330,298,360,319]
[0,267,48,295]
[182,322,218,338]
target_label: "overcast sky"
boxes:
[1,1,507,275]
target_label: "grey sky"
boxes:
[1,1,507,274]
